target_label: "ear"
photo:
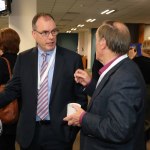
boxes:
[32,30,36,39]
[100,38,107,49]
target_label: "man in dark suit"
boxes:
[64,21,146,150]
[0,13,87,150]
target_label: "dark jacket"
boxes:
[80,58,146,150]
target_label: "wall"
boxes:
[9,0,36,52]
[144,25,150,40]
[77,29,91,69]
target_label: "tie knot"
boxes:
[42,53,47,61]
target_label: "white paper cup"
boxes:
[67,103,81,116]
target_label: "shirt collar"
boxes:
[38,46,56,56]
[99,55,120,75]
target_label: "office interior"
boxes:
[0,0,150,150]
[1,0,150,70]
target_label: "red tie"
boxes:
[37,53,49,120]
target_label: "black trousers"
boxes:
[20,121,73,150]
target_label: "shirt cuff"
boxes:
[79,111,86,124]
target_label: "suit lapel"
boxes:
[50,47,64,102]
[87,73,110,110]
[88,58,127,110]
[31,48,38,94]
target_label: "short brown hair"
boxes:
[0,28,20,53]
[32,12,54,30]
[97,21,131,55]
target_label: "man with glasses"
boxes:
[0,13,87,150]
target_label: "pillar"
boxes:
[9,0,37,52]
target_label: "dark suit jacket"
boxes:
[80,57,146,150]
[0,46,87,148]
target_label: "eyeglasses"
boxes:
[34,29,59,37]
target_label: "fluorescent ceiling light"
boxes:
[101,9,109,14]
[71,28,77,31]
[106,10,115,14]
[91,19,96,22]
[66,31,71,33]
[77,24,84,27]
[101,9,116,15]
[86,19,96,22]
[86,19,92,22]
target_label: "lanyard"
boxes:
[38,49,56,89]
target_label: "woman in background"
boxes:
[0,28,20,150]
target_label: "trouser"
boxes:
[20,121,73,150]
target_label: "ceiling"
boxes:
[1,0,150,33]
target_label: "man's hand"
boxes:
[63,104,85,127]
[74,69,91,86]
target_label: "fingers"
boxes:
[63,115,81,126]
[63,107,84,127]
[74,69,86,79]
[74,69,91,86]
[74,72,85,85]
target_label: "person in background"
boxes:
[0,28,20,150]
[64,20,146,150]
[133,40,150,85]
[128,45,137,59]
[133,39,150,149]
[0,13,87,150]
